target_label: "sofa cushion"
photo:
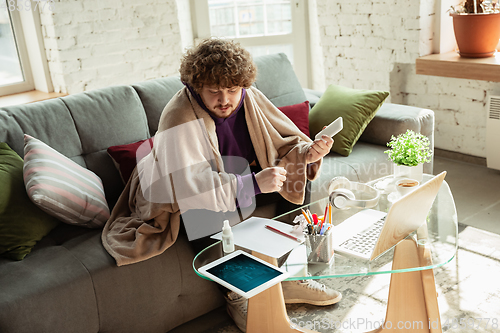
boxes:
[0,99,84,164]
[308,84,389,157]
[64,230,225,333]
[303,88,322,108]
[107,137,154,183]
[132,76,185,136]
[253,53,307,108]
[0,143,59,260]
[278,101,310,137]
[61,85,150,207]
[0,236,100,333]
[0,86,150,209]
[23,135,110,228]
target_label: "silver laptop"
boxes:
[332,171,447,261]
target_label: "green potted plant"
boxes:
[449,0,500,58]
[384,130,433,182]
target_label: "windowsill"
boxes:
[0,90,68,108]
[416,51,500,82]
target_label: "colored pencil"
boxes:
[301,209,312,225]
[265,225,302,242]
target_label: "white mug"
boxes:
[396,178,420,197]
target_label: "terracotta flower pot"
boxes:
[451,13,500,58]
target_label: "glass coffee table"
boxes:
[193,174,458,332]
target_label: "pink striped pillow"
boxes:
[23,135,110,228]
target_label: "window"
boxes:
[0,1,35,96]
[192,0,310,87]
[208,0,292,38]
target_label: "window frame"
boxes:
[0,6,35,96]
[0,1,53,97]
[191,0,311,88]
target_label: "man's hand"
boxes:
[255,167,287,193]
[306,134,334,164]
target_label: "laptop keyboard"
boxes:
[338,216,386,257]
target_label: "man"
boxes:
[102,38,341,332]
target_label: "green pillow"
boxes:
[0,143,59,260]
[309,84,389,156]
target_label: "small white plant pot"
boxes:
[393,163,423,183]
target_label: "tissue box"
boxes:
[305,232,334,263]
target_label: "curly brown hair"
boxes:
[179,38,257,92]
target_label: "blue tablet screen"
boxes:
[207,253,283,292]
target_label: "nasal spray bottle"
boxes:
[222,220,235,255]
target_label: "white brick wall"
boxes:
[315,0,500,158]
[37,0,500,158]
[40,0,183,94]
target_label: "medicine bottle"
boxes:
[221,220,235,254]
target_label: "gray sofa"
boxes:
[0,53,434,333]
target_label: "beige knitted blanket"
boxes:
[101,86,321,266]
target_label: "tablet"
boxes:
[198,250,290,298]
[314,116,343,140]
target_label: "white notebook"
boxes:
[211,217,304,258]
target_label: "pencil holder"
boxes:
[305,232,334,264]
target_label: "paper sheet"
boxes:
[211,217,305,258]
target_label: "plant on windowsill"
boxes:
[384,130,432,182]
[449,0,500,58]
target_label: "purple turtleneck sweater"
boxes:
[185,84,261,208]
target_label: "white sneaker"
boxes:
[282,279,342,306]
[225,291,247,332]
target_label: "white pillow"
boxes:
[23,135,110,228]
